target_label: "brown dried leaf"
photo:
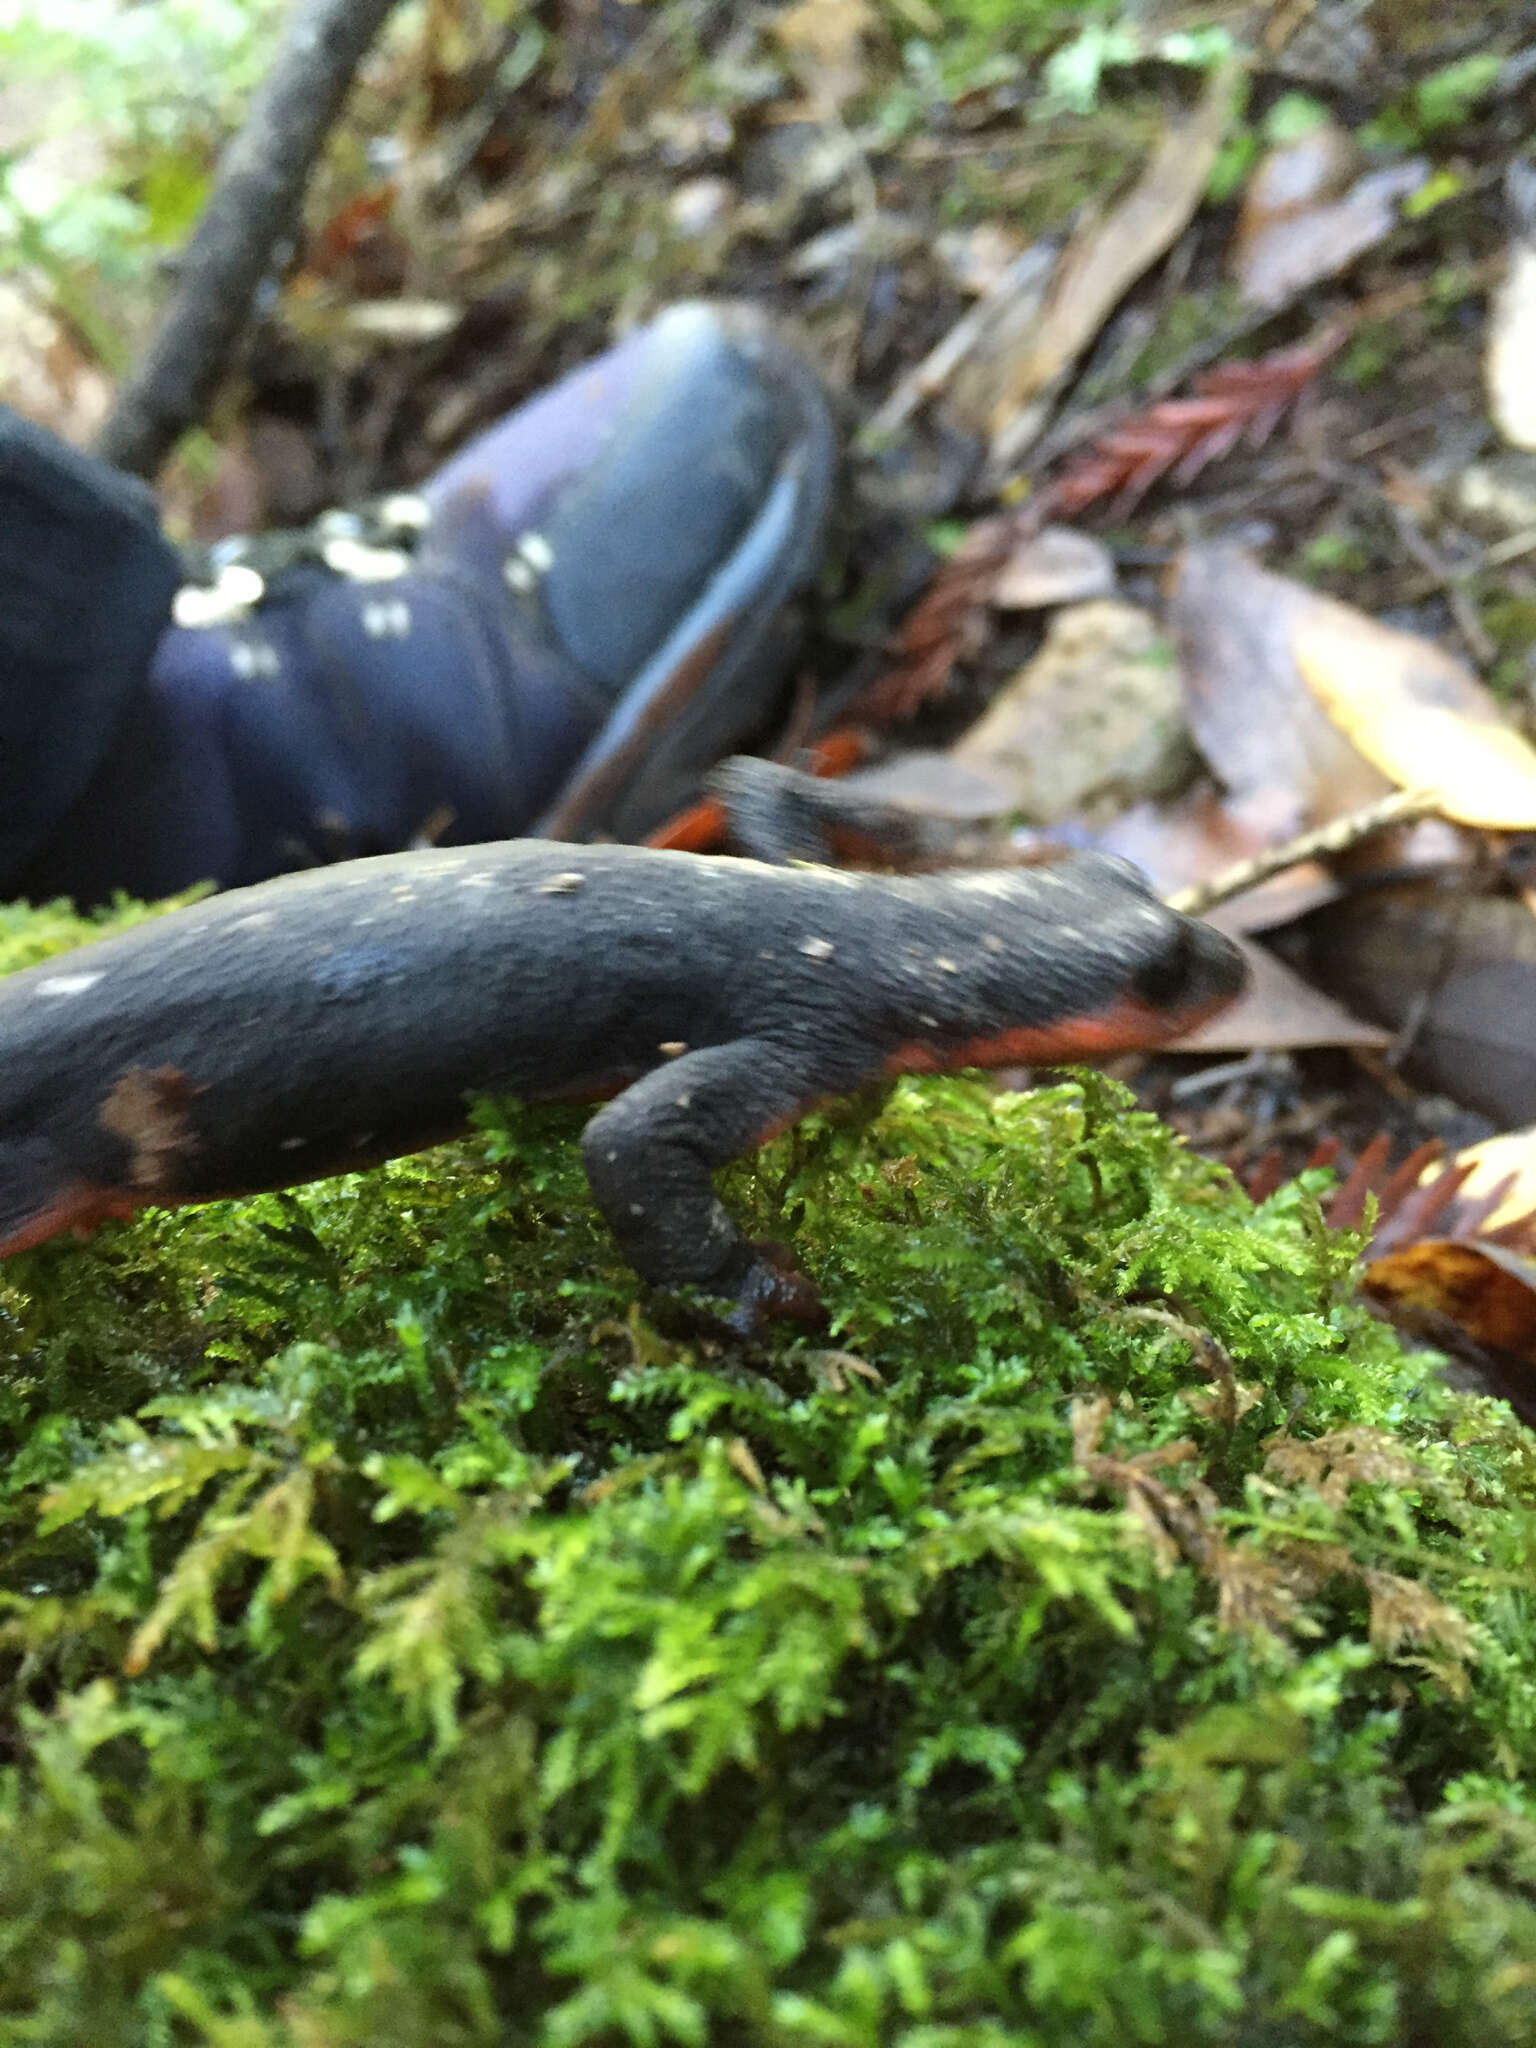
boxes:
[1358,1566,1477,1665]
[1263,1426,1424,1509]
[1363,1239,1536,1360]
[987,60,1241,451]
[1051,333,1346,519]
[990,525,1115,608]
[1233,125,1428,310]
[1170,544,1393,839]
[1170,933,1389,1053]
[1287,886,1536,1128]
[774,0,877,115]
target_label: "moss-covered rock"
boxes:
[2,900,1536,2045]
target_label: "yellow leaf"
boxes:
[1292,599,1536,828]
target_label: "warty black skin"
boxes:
[0,838,1245,1315]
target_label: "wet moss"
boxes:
[3,898,1536,2044]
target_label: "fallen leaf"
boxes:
[1169,933,1389,1053]
[1487,156,1536,452]
[1292,599,1536,829]
[950,600,1193,824]
[1280,884,1536,1126]
[1233,124,1429,309]
[991,525,1116,608]
[1243,1129,1536,1423]
[774,0,877,116]
[1089,787,1268,899]
[866,334,1337,716]
[1427,1128,1536,1240]
[828,751,1013,818]
[988,59,1241,462]
[932,247,1060,438]
[1170,544,1392,839]
[1364,1238,1536,1370]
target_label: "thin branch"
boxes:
[96,0,402,479]
[1167,789,1443,920]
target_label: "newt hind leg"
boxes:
[579,1038,836,1329]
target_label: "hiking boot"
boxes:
[2,302,836,905]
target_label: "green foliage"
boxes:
[0,886,209,978]
[0,0,288,355]
[4,903,1536,2042]
[1039,16,1234,117]
[1359,51,1504,150]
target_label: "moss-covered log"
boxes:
[2,898,1535,2045]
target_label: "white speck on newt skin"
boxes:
[982,934,1005,953]
[919,1014,939,1028]
[391,888,417,902]
[35,972,102,996]
[629,1203,645,1216]
[460,872,496,887]
[539,872,586,894]
[935,956,960,973]
[1139,907,1166,925]
[236,912,274,928]
[279,1136,307,1150]
[659,1041,688,1058]
[675,1094,692,1108]
[799,936,835,960]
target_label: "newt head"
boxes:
[881,864,1248,1077]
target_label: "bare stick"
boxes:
[1167,788,1443,919]
[96,0,402,479]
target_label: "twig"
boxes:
[862,242,1058,441]
[96,0,402,479]
[1167,789,1443,919]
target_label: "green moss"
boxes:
[3,899,1536,2044]
[1301,531,1372,577]
[1483,595,1536,696]
[1338,322,1401,388]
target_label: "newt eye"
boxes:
[1127,924,1192,1010]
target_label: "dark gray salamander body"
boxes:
[0,839,1244,1314]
